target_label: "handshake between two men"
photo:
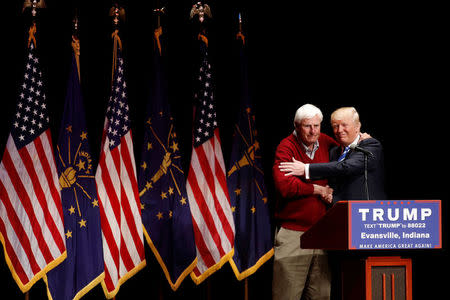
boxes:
[279,157,333,204]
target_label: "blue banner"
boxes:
[349,200,441,250]
[45,52,104,300]
[138,38,196,291]
[227,35,273,280]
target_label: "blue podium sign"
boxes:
[348,200,441,250]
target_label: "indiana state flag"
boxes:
[45,50,104,300]
[227,35,273,280]
[138,30,197,291]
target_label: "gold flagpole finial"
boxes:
[22,0,46,16]
[153,6,166,29]
[109,2,126,29]
[72,9,79,38]
[23,0,46,48]
[109,2,125,83]
[190,2,212,47]
[236,12,245,45]
[189,2,212,23]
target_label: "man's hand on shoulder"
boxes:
[360,132,371,141]
[279,157,305,176]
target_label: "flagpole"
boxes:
[22,2,46,300]
[109,1,124,83]
[152,4,165,56]
[244,278,249,300]
[110,7,120,300]
[159,273,164,300]
[206,278,211,300]
[236,12,245,45]
[236,13,249,300]
[108,5,123,300]
[153,4,166,299]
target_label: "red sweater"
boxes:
[272,133,338,231]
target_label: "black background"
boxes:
[0,1,447,299]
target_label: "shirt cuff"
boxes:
[305,164,310,180]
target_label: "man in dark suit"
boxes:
[279,106,386,202]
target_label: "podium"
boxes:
[301,200,441,300]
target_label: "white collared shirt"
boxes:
[348,134,360,150]
[293,130,320,159]
[303,140,319,160]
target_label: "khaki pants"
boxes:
[272,227,331,300]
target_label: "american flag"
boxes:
[186,40,235,284]
[0,41,66,292]
[95,46,145,298]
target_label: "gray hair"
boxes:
[294,104,323,126]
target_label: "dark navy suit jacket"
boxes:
[309,137,387,202]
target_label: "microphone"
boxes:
[349,144,374,157]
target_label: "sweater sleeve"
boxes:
[272,139,315,199]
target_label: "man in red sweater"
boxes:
[272,104,338,300]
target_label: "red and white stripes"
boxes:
[186,129,235,283]
[96,131,145,298]
[0,130,66,292]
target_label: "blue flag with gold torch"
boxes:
[45,46,104,300]
[228,30,274,280]
[138,29,197,291]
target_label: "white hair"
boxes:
[293,104,323,126]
